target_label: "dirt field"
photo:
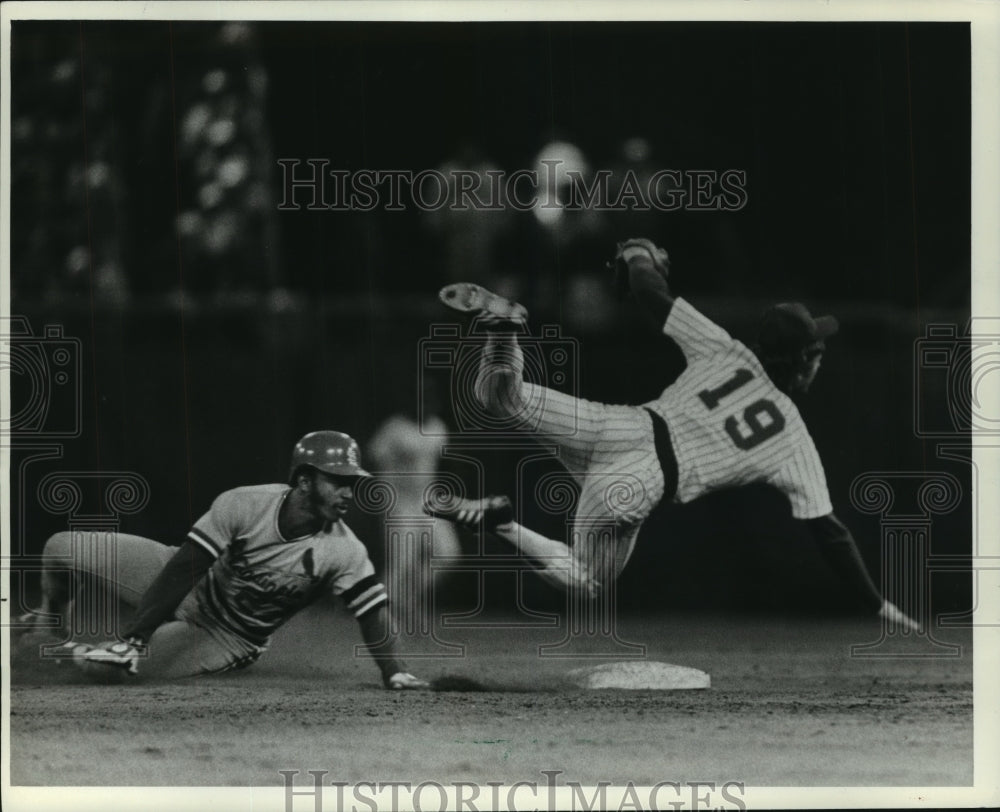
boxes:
[7,608,973,798]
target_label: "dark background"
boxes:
[8,20,972,616]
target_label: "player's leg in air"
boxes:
[424,449,664,596]
[439,283,599,469]
[434,284,667,594]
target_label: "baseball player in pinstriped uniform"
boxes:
[427,238,917,630]
[23,431,429,688]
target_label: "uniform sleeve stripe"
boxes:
[353,592,388,618]
[341,574,382,605]
[346,584,385,611]
[187,528,222,557]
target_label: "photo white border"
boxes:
[2,1,997,810]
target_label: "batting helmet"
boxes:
[288,431,371,485]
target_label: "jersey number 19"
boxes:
[697,368,785,451]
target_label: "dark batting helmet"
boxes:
[288,431,372,485]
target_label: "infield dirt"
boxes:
[8,610,972,787]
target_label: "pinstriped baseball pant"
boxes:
[475,332,667,583]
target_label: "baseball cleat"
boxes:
[10,609,63,647]
[81,638,144,676]
[438,283,528,324]
[41,641,89,666]
[423,494,515,531]
[11,610,41,638]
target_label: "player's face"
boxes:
[794,350,824,393]
[307,471,357,521]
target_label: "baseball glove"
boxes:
[609,237,670,297]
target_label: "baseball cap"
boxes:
[756,302,839,356]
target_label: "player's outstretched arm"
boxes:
[79,540,215,678]
[355,602,429,690]
[611,237,675,326]
[804,513,919,632]
[124,540,216,643]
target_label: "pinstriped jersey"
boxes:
[645,298,832,519]
[181,484,387,644]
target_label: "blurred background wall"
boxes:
[8,20,972,615]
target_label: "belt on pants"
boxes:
[643,407,679,501]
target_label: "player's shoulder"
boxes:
[770,386,816,448]
[666,298,740,354]
[671,297,730,329]
[314,520,371,567]
[730,337,758,364]
[704,336,763,375]
[737,349,811,424]
[775,387,807,425]
[320,518,366,549]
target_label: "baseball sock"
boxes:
[490,522,599,595]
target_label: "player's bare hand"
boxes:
[878,599,920,633]
[386,671,430,690]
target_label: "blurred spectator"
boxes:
[367,382,461,636]
[605,136,671,240]
[10,22,279,304]
[172,22,280,299]
[498,139,612,326]
[11,29,130,304]
[423,143,514,290]
[604,134,752,297]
